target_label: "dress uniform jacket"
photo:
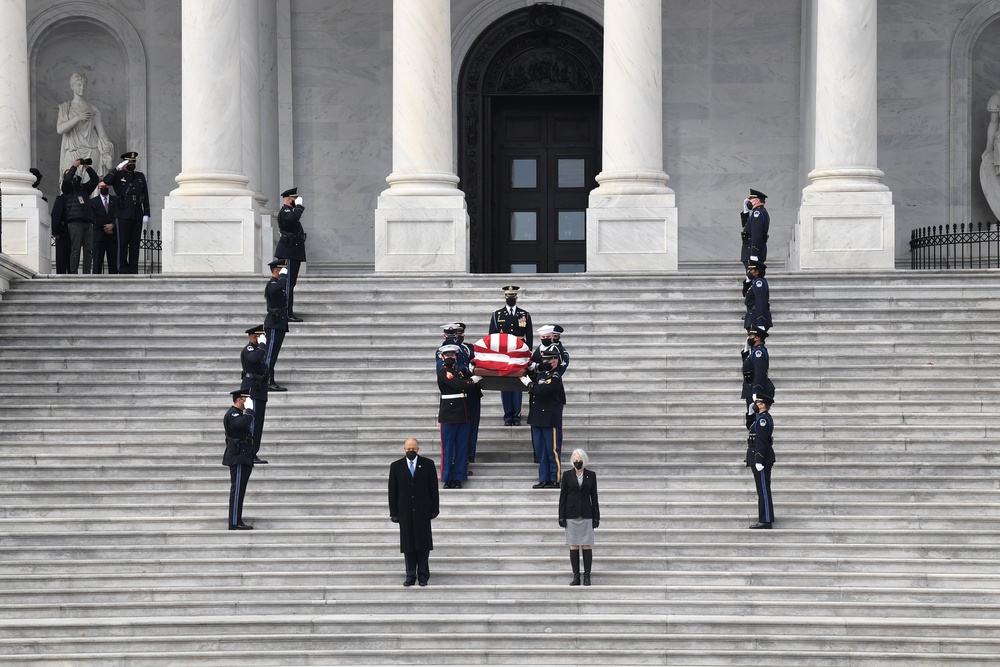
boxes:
[388,455,440,554]
[741,344,775,402]
[222,406,255,467]
[240,342,269,391]
[748,411,776,468]
[527,369,563,427]
[746,205,769,265]
[103,167,150,220]
[263,276,289,332]
[489,306,533,348]
[558,469,600,522]
[437,365,475,423]
[743,277,772,331]
[275,203,307,262]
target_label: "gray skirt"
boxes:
[565,517,594,546]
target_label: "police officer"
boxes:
[437,344,482,489]
[223,388,256,530]
[240,324,270,464]
[740,188,769,272]
[104,151,149,274]
[743,262,771,333]
[264,259,289,392]
[524,344,564,489]
[90,180,119,274]
[746,394,776,529]
[275,187,307,322]
[488,285,532,425]
[741,327,775,429]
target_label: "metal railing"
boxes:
[909,222,1000,269]
[50,228,162,274]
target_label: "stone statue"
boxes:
[980,90,1000,219]
[56,72,114,177]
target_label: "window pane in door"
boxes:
[510,212,537,241]
[511,263,537,273]
[558,211,586,241]
[557,158,586,188]
[558,263,586,273]
[511,159,537,188]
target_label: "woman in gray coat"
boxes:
[558,448,600,585]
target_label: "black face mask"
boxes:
[747,337,756,347]
[405,451,417,461]
[99,187,109,196]
[505,297,517,307]
[573,461,583,470]
[125,163,136,172]
[442,357,456,367]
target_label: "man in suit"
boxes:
[240,324,270,464]
[90,180,118,274]
[388,437,440,587]
[103,150,149,274]
[223,388,256,530]
[488,285,532,425]
[747,395,776,529]
[275,187,307,321]
[524,344,564,489]
[264,259,289,392]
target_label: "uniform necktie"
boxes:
[409,460,415,476]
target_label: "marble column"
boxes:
[0,0,49,273]
[259,0,281,273]
[161,0,261,273]
[375,0,469,272]
[587,0,677,272]
[794,0,895,270]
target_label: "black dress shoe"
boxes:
[532,481,548,489]
[403,578,415,587]
[467,457,475,464]
[253,456,268,464]
[287,315,303,322]
[452,481,462,489]
[749,522,772,529]
[267,383,287,392]
[418,580,428,587]
[229,523,253,530]
[583,573,591,586]
[511,420,521,426]
[570,575,581,586]
[466,469,474,475]
[551,481,560,488]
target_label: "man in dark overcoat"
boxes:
[388,438,440,587]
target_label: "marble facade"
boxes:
[3,1,1000,274]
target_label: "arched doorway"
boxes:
[458,5,603,273]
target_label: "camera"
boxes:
[80,158,93,166]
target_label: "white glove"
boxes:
[755,463,763,472]
[742,199,751,213]
[750,255,758,262]
[142,215,149,224]
[468,363,475,374]
[294,196,303,206]
[528,362,538,371]
[279,267,288,276]
[470,375,482,383]
[519,375,531,387]
[117,160,129,170]
[244,397,255,411]
[258,333,267,346]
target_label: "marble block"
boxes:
[375,193,469,272]
[587,193,678,271]
[0,195,50,274]
[161,195,262,273]
[796,195,895,270]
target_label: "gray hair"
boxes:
[571,448,589,468]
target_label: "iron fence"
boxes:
[909,222,1000,269]
[50,228,162,274]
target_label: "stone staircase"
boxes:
[0,270,998,665]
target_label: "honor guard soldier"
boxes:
[435,324,471,371]
[532,325,570,458]
[275,187,307,322]
[437,344,482,489]
[488,285,532,425]
[223,388,256,530]
[523,344,564,489]
[740,188,769,272]
[240,324,270,464]
[103,151,149,274]
[264,259,289,392]
[743,263,772,333]
[741,327,775,429]
[746,394,776,529]
[454,323,482,466]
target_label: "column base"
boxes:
[161,195,262,273]
[587,193,677,272]
[1,194,50,274]
[794,191,895,270]
[375,193,469,272]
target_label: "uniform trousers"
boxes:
[556,404,564,456]
[532,426,560,483]
[250,388,267,454]
[466,396,481,460]
[266,328,287,383]
[228,463,253,527]
[284,258,301,314]
[404,551,430,584]
[440,422,469,482]
[501,390,523,424]
[117,217,143,274]
[68,221,94,274]
[92,226,118,274]
[752,465,774,524]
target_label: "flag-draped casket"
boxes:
[471,333,531,391]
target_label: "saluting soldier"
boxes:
[223,388,256,530]
[741,327,775,429]
[103,150,149,274]
[743,262,772,334]
[240,324,270,464]
[488,285,532,425]
[740,188,769,271]
[437,344,482,489]
[524,344,564,489]
[264,259,289,392]
[275,187,307,322]
[746,395,776,529]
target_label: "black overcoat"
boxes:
[388,455,439,553]
[558,469,600,522]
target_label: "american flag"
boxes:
[472,333,531,376]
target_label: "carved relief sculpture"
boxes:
[56,72,114,177]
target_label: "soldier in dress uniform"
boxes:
[740,188,769,272]
[746,394,776,529]
[524,344,564,489]
[103,151,149,274]
[437,344,482,489]
[223,388,256,530]
[275,187,307,322]
[240,324,270,464]
[488,285,532,425]
[743,262,772,334]
[264,259,289,392]
[741,327,775,429]
[531,324,570,460]
[454,323,482,467]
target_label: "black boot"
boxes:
[569,549,581,585]
[582,549,592,586]
[268,372,286,392]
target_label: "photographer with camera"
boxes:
[61,158,99,274]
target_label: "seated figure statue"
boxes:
[56,72,114,178]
